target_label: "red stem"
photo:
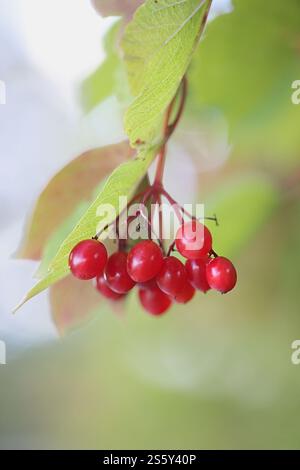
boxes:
[94,1,213,249]
[154,77,187,185]
[161,188,218,225]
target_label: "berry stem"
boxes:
[157,193,163,244]
[154,77,188,185]
[154,146,167,186]
[153,0,211,187]
[152,192,165,255]
[209,249,219,258]
[167,240,176,257]
[139,202,164,250]
[166,76,187,140]
[195,0,213,46]
[161,188,218,226]
[92,2,214,259]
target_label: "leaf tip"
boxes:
[12,296,28,314]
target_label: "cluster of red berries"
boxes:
[68,220,237,316]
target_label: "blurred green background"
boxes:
[1,0,300,450]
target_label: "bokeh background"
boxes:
[1,0,300,449]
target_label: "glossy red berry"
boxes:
[186,257,210,293]
[175,220,212,259]
[95,274,124,301]
[69,239,107,280]
[127,240,164,283]
[138,284,172,316]
[174,279,195,304]
[206,256,237,293]
[156,256,187,297]
[105,251,135,294]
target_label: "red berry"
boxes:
[156,256,187,297]
[138,284,172,316]
[127,240,164,283]
[175,220,212,259]
[69,239,107,280]
[186,257,210,293]
[95,274,124,301]
[105,251,135,294]
[174,279,195,304]
[206,256,237,293]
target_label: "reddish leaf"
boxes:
[91,0,144,19]
[17,141,134,260]
[49,275,101,336]
[50,275,126,335]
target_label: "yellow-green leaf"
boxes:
[14,146,157,311]
[17,142,133,261]
[122,0,211,146]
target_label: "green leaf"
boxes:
[205,174,280,257]
[14,146,157,311]
[122,0,211,146]
[46,177,149,334]
[35,200,96,279]
[80,22,121,113]
[189,0,300,160]
[48,177,150,334]
[36,173,150,279]
[16,142,133,261]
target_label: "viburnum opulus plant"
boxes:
[15,0,237,323]
[68,77,236,315]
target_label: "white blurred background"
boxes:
[0,0,117,351]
